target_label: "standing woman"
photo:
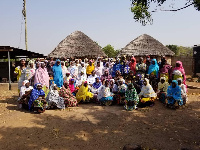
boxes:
[25,59,35,86]
[129,57,137,75]
[86,60,95,77]
[148,59,159,78]
[14,59,27,93]
[52,59,63,88]
[34,62,50,97]
[159,59,172,82]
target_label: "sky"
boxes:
[0,0,200,55]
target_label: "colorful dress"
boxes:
[136,62,146,78]
[86,64,95,75]
[46,84,65,109]
[124,87,139,111]
[157,77,169,103]
[97,85,113,105]
[15,66,26,92]
[59,86,78,107]
[28,83,46,112]
[167,80,183,106]
[76,84,93,103]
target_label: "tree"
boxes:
[131,0,200,25]
[102,44,119,58]
[166,45,193,56]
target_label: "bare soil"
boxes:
[0,88,200,150]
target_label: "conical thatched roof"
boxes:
[48,31,107,58]
[118,34,175,57]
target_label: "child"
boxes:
[49,74,54,88]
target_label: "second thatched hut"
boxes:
[118,34,175,64]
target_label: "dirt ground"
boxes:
[0,87,200,150]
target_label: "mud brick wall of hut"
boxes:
[171,56,193,75]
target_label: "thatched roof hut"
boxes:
[48,31,107,58]
[118,34,175,57]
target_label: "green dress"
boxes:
[124,88,139,111]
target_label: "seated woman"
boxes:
[138,78,157,107]
[91,77,102,94]
[69,78,78,96]
[133,74,144,94]
[28,83,47,113]
[177,78,188,105]
[157,77,169,104]
[76,81,94,103]
[117,78,127,104]
[59,81,78,107]
[100,69,112,82]
[124,83,139,111]
[18,80,33,109]
[97,80,113,106]
[109,79,118,94]
[167,80,183,108]
[76,71,87,87]
[46,84,65,109]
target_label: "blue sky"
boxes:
[1,0,200,55]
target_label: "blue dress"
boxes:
[52,59,63,88]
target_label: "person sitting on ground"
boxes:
[124,83,139,111]
[177,78,188,105]
[157,77,169,104]
[63,71,71,83]
[69,78,78,96]
[97,80,113,106]
[167,80,183,109]
[18,80,33,109]
[138,78,157,107]
[59,81,78,107]
[28,83,47,113]
[76,81,94,103]
[91,77,102,94]
[87,70,97,85]
[117,78,127,104]
[133,74,144,94]
[76,71,87,87]
[46,83,65,109]
[100,69,112,82]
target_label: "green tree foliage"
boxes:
[131,0,200,25]
[166,45,193,56]
[102,44,119,58]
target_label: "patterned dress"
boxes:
[124,88,139,111]
[59,86,78,107]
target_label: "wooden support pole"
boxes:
[8,51,11,90]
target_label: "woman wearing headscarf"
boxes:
[157,77,169,103]
[136,57,146,78]
[112,58,122,77]
[86,60,95,77]
[91,77,102,94]
[97,80,113,106]
[129,57,137,75]
[138,78,157,107]
[25,59,35,86]
[61,61,68,79]
[69,78,77,95]
[100,69,112,82]
[18,80,33,109]
[28,83,47,113]
[14,59,27,93]
[148,59,159,78]
[171,61,186,87]
[167,80,183,108]
[46,83,65,109]
[59,81,78,107]
[159,59,172,82]
[52,59,63,88]
[34,62,50,97]
[133,74,144,94]
[124,83,139,111]
[95,61,103,77]
[76,81,94,103]
[177,78,188,105]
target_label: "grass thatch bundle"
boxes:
[48,31,107,58]
[118,34,175,57]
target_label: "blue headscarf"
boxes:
[28,83,45,110]
[148,59,159,77]
[112,60,122,77]
[52,59,63,88]
[167,80,182,101]
[92,77,102,89]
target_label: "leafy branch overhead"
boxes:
[131,0,200,25]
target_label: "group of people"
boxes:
[15,55,188,113]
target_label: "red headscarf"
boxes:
[129,57,136,75]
